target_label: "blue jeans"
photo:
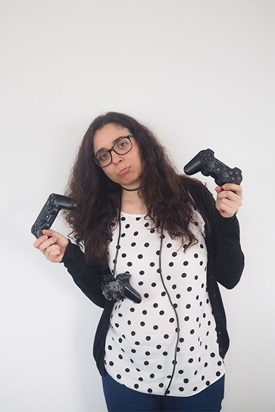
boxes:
[102,372,225,412]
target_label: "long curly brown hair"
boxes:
[65,112,206,269]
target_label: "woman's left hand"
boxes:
[215,183,243,218]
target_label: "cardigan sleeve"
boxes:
[62,241,107,308]
[209,210,245,289]
[186,179,245,289]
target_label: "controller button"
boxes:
[221,171,229,180]
[206,161,215,171]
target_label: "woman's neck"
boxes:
[120,186,141,192]
[121,189,147,214]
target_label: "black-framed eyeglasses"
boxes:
[94,135,134,168]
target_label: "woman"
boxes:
[34,112,244,412]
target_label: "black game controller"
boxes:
[102,272,142,304]
[31,193,77,238]
[184,148,242,186]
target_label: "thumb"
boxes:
[215,186,223,193]
[42,229,62,238]
[42,229,68,248]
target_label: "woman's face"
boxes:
[93,123,143,189]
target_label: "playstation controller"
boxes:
[31,193,77,238]
[102,272,142,304]
[184,148,242,186]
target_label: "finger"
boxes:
[34,229,60,248]
[33,235,49,249]
[218,184,242,200]
[223,192,242,208]
[216,204,235,218]
[217,191,237,204]
[221,183,243,196]
[218,197,236,210]
[45,245,64,262]
[42,229,69,248]
[38,237,58,253]
[45,251,64,263]
[42,229,61,238]
[217,198,240,217]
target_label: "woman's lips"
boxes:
[118,166,130,177]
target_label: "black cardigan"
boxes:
[62,181,245,376]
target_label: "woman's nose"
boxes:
[111,151,123,164]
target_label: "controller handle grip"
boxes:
[184,149,214,175]
[31,193,77,238]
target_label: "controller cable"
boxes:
[158,227,181,396]
[112,210,122,278]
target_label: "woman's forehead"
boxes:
[93,123,130,150]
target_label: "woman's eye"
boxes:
[99,152,109,161]
[118,140,128,149]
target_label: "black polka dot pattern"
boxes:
[105,211,225,397]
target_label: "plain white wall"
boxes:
[1,1,274,411]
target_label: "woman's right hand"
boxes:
[33,229,69,263]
